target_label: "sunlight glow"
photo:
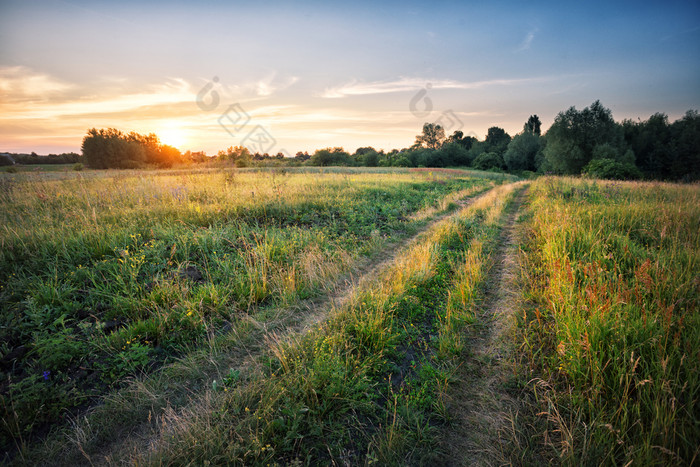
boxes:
[157,126,187,150]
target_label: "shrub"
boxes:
[0,154,15,166]
[583,158,642,180]
[472,152,505,171]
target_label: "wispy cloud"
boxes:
[1,68,304,124]
[516,28,538,52]
[660,25,700,42]
[254,72,299,97]
[321,76,546,98]
[2,77,194,119]
[0,66,75,102]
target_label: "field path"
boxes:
[295,192,480,334]
[441,187,527,466]
[68,185,498,465]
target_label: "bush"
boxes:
[583,158,642,180]
[392,156,412,167]
[472,152,505,171]
[72,163,84,171]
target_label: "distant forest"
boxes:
[3,101,698,181]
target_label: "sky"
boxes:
[1,0,699,156]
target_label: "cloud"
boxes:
[0,66,75,102]
[1,77,195,120]
[254,72,299,97]
[321,76,546,98]
[516,28,538,52]
[660,25,700,42]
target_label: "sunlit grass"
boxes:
[127,182,523,465]
[0,167,504,458]
[519,177,699,465]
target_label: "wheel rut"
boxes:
[63,185,500,465]
[441,187,528,466]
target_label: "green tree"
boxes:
[483,127,511,156]
[583,158,642,180]
[524,115,542,135]
[623,113,672,178]
[414,123,445,149]
[218,146,252,167]
[543,100,623,174]
[670,110,700,181]
[504,131,540,172]
[472,152,505,171]
[446,130,477,151]
[353,147,379,167]
[82,128,146,169]
[309,147,351,166]
[439,141,470,166]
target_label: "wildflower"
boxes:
[43,370,51,381]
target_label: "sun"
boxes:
[157,126,187,149]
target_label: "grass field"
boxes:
[517,177,699,465]
[0,167,515,462]
[1,168,696,465]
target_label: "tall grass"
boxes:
[124,183,523,465]
[0,168,496,458]
[519,177,699,465]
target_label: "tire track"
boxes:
[54,184,500,465]
[441,186,528,466]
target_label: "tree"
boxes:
[543,100,623,174]
[414,123,445,150]
[504,131,540,172]
[524,115,542,135]
[82,128,186,169]
[309,147,350,166]
[669,110,700,181]
[591,142,634,164]
[439,141,470,166]
[446,130,477,151]
[473,152,505,171]
[623,113,672,178]
[483,127,511,156]
[82,128,146,169]
[353,147,379,167]
[218,146,252,167]
[583,159,642,180]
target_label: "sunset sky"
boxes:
[1,0,699,156]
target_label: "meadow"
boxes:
[0,168,696,465]
[0,167,512,461]
[517,177,699,465]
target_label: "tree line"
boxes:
[70,101,700,181]
[80,128,191,169]
[295,101,698,181]
[0,152,81,166]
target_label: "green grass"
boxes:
[2,164,79,173]
[0,168,506,458]
[123,182,523,465]
[6,168,692,465]
[517,177,699,465]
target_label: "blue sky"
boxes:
[1,0,698,155]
